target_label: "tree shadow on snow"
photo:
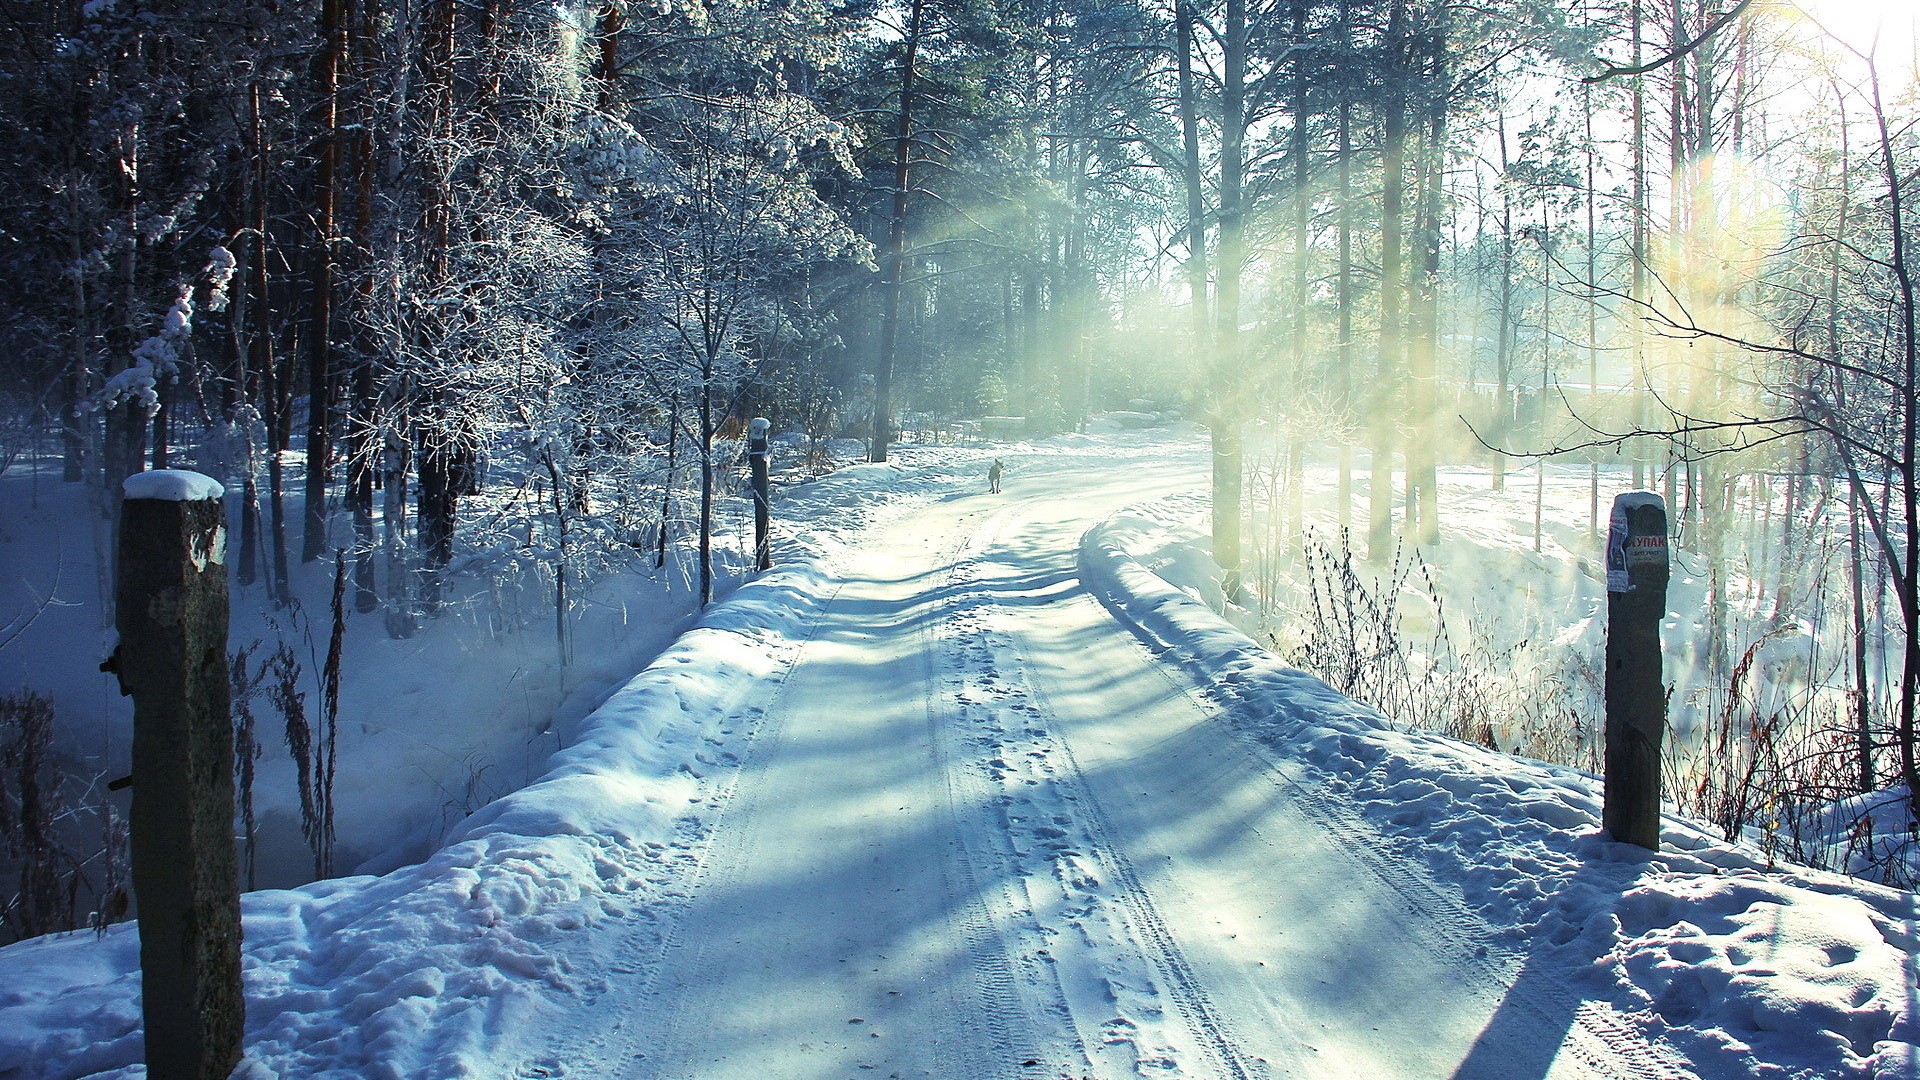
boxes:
[1449,840,1659,1080]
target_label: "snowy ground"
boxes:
[1,424,1917,1079]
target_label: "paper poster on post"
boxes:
[1607,490,1666,593]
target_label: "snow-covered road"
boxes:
[517,457,1677,1080]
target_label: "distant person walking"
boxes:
[988,458,1004,494]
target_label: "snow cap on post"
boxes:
[749,417,770,441]
[123,469,225,503]
[1606,490,1667,593]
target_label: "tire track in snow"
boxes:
[917,506,1045,1080]
[1121,620,1697,1080]
[982,608,1261,1080]
[616,642,821,1077]
[932,511,1089,1079]
[938,506,1260,1080]
[534,506,1059,1080]
[507,582,833,1080]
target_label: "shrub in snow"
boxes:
[0,691,126,945]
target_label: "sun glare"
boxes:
[1796,0,1920,68]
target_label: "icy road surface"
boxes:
[521,459,1681,1080]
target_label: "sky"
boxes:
[1799,0,1920,74]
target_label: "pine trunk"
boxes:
[869,0,924,464]
[1369,0,1408,563]
[303,0,347,563]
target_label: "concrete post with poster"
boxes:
[103,469,243,1079]
[1603,490,1670,851]
[748,418,772,572]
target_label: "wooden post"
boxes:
[748,418,772,572]
[104,469,243,1079]
[1604,490,1669,851]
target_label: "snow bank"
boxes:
[0,559,835,1079]
[1079,504,1920,1080]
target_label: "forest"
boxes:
[2,0,1919,931]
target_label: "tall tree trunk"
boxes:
[1584,75,1600,539]
[338,0,379,611]
[1493,211,1514,491]
[62,17,92,487]
[699,356,715,607]
[63,220,92,485]
[106,115,146,494]
[1176,0,1210,342]
[1867,60,1920,809]
[1336,0,1354,526]
[265,417,291,604]
[1664,0,1686,533]
[597,1,624,110]
[1287,0,1311,548]
[382,428,413,638]
[1820,99,1865,790]
[869,0,924,464]
[1406,25,1444,547]
[1631,0,1648,488]
[414,0,459,612]
[416,435,453,608]
[1691,0,1731,676]
[1290,0,1310,361]
[236,418,261,589]
[1369,0,1408,563]
[1491,98,1513,492]
[303,0,348,563]
[1850,476,1874,793]
[249,82,291,604]
[1336,97,1355,525]
[1213,0,1248,599]
[150,369,170,469]
[1020,272,1043,422]
[657,393,679,571]
[227,188,260,590]
[1534,202,1550,555]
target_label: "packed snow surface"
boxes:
[120,468,224,502]
[1,426,1916,1079]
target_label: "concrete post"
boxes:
[1604,490,1669,851]
[104,469,243,1079]
[748,418,771,572]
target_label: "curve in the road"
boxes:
[523,457,1694,1080]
